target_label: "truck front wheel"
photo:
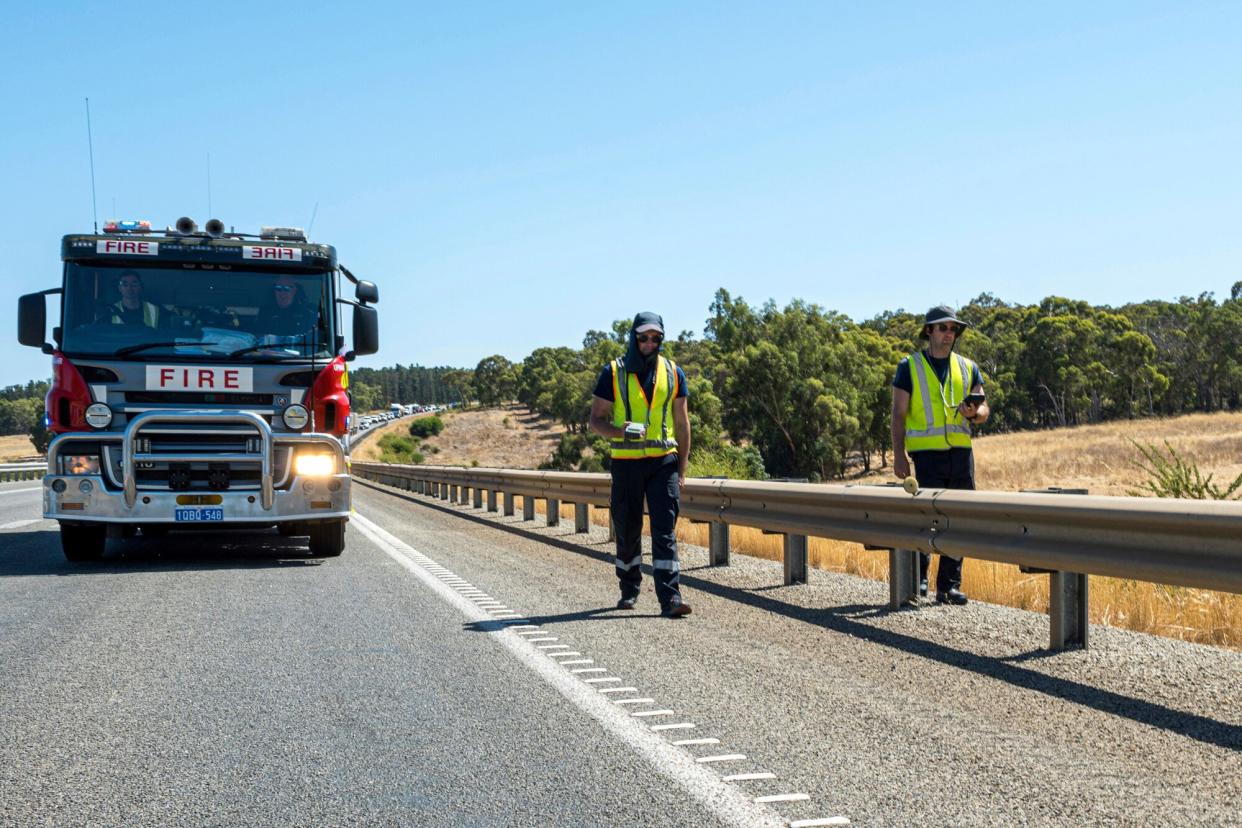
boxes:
[308,519,345,558]
[61,523,107,562]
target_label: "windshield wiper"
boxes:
[226,344,291,359]
[113,341,219,357]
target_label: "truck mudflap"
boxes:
[44,409,350,524]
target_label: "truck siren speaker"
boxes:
[205,218,225,237]
[175,216,197,234]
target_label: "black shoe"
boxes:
[936,588,968,606]
[616,596,638,610]
[918,579,929,597]
[661,602,692,618]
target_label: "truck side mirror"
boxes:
[352,305,379,356]
[355,280,379,304]
[18,293,48,350]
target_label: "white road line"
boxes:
[790,818,851,827]
[547,651,583,658]
[527,636,559,643]
[0,519,43,530]
[631,710,675,717]
[567,667,604,673]
[349,510,786,828]
[650,723,696,732]
[536,645,570,651]
[724,773,777,782]
[583,678,623,685]
[755,794,810,804]
[613,698,656,705]
[697,754,747,764]
[673,738,719,746]
[0,487,40,497]
[559,659,594,666]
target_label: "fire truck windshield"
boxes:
[60,263,336,362]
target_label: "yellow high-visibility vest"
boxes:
[610,356,680,460]
[905,351,976,452]
[111,301,160,327]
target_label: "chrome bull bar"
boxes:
[122,410,274,510]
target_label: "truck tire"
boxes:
[61,524,106,562]
[308,519,345,558]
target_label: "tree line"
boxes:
[454,285,1242,480]
[4,284,1240,477]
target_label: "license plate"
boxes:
[175,507,224,522]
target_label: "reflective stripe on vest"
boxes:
[111,301,159,327]
[905,351,974,451]
[610,356,680,460]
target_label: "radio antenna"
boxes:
[84,97,99,232]
[307,201,319,238]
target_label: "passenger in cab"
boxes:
[251,275,319,340]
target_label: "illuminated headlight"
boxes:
[283,404,310,430]
[84,403,112,429]
[61,454,101,475]
[294,453,336,477]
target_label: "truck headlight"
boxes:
[84,403,112,429]
[283,404,309,430]
[61,454,101,475]
[294,453,336,477]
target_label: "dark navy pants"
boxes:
[611,453,683,610]
[912,447,974,592]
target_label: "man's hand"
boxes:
[958,401,979,421]
[894,453,911,480]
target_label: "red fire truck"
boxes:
[17,217,380,561]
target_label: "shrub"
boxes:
[687,444,767,480]
[378,434,425,465]
[408,416,445,439]
[1130,440,1242,500]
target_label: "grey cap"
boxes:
[919,305,969,338]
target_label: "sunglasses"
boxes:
[932,323,962,334]
[636,333,663,344]
[274,285,296,293]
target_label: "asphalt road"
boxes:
[1,476,1239,826]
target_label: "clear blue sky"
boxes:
[3,2,1241,386]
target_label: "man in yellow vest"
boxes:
[891,305,990,605]
[110,271,161,328]
[589,312,693,617]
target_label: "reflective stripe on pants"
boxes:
[610,453,682,609]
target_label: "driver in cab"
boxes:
[110,271,163,328]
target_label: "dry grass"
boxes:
[509,412,1242,649]
[0,434,38,462]
[405,404,565,469]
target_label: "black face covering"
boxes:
[624,312,664,373]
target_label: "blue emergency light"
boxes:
[102,219,152,233]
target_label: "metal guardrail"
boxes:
[350,461,1242,651]
[0,462,45,482]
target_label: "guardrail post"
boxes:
[504,492,515,516]
[1021,487,1091,650]
[546,498,560,527]
[1050,572,1089,650]
[709,523,730,566]
[522,495,535,521]
[444,484,453,502]
[574,502,590,533]
[417,479,425,495]
[472,487,483,509]
[784,534,808,585]
[488,489,498,512]
[888,548,919,609]
[460,486,471,505]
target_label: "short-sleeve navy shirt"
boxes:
[593,361,689,404]
[893,351,984,395]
